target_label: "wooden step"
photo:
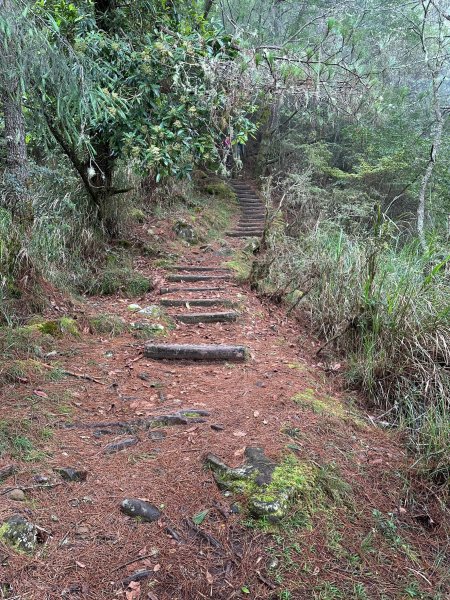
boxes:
[160,286,223,295]
[176,311,239,324]
[227,231,263,238]
[167,274,231,282]
[144,343,248,362]
[161,298,236,307]
[171,266,231,272]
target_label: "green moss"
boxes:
[202,181,237,200]
[129,207,146,223]
[88,314,127,335]
[226,251,252,281]
[292,389,346,418]
[27,317,79,338]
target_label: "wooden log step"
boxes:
[171,266,231,272]
[176,311,239,324]
[144,343,248,362]
[161,298,236,307]
[160,286,223,295]
[167,275,232,282]
[227,231,263,238]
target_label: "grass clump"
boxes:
[257,210,450,487]
[85,265,152,297]
[0,419,48,462]
[226,249,252,281]
[0,359,46,384]
[88,314,127,335]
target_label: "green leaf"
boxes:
[241,586,250,594]
[192,509,209,525]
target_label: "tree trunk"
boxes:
[417,84,444,249]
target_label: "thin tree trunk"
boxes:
[417,84,444,249]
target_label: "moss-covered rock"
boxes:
[205,448,312,521]
[27,317,79,338]
[173,220,198,244]
[0,516,38,554]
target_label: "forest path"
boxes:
[0,182,439,599]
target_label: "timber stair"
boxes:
[227,180,266,238]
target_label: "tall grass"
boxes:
[257,216,449,485]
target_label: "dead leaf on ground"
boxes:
[126,580,141,600]
[206,570,214,584]
[233,431,247,437]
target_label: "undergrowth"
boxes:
[253,180,449,489]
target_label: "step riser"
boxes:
[161,299,236,307]
[160,287,223,295]
[227,232,263,238]
[144,344,248,362]
[176,312,239,324]
[171,266,231,273]
[167,275,231,282]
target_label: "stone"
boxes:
[120,499,161,522]
[127,304,142,312]
[33,474,49,484]
[0,515,37,553]
[137,305,163,317]
[211,424,225,431]
[149,430,166,441]
[173,221,197,244]
[205,447,296,521]
[103,437,138,454]
[54,467,88,482]
[7,489,25,502]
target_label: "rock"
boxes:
[0,515,37,553]
[103,437,138,454]
[211,424,225,431]
[149,430,166,441]
[120,499,161,522]
[127,304,142,312]
[205,447,296,521]
[137,305,163,317]
[33,474,49,484]
[7,489,25,502]
[173,220,197,244]
[54,467,88,482]
[138,372,151,381]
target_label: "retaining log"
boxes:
[167,274,232,282]
[176,311,239,324]
[161,298,235,307]
[144,343,248,362]
[160,286,223,295]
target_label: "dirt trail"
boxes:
[0,183,446,600]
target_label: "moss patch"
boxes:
[226,250,252,282]
[0,359,46,383]
[202,181,237,200]
[292,389,346,418]
[26,317,79,338]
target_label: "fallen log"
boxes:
[144,343,248,362]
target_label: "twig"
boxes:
[0,482,63,495]
[41,363,105,385]
[112,551,160,573]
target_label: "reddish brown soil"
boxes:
[0,207,448,600]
